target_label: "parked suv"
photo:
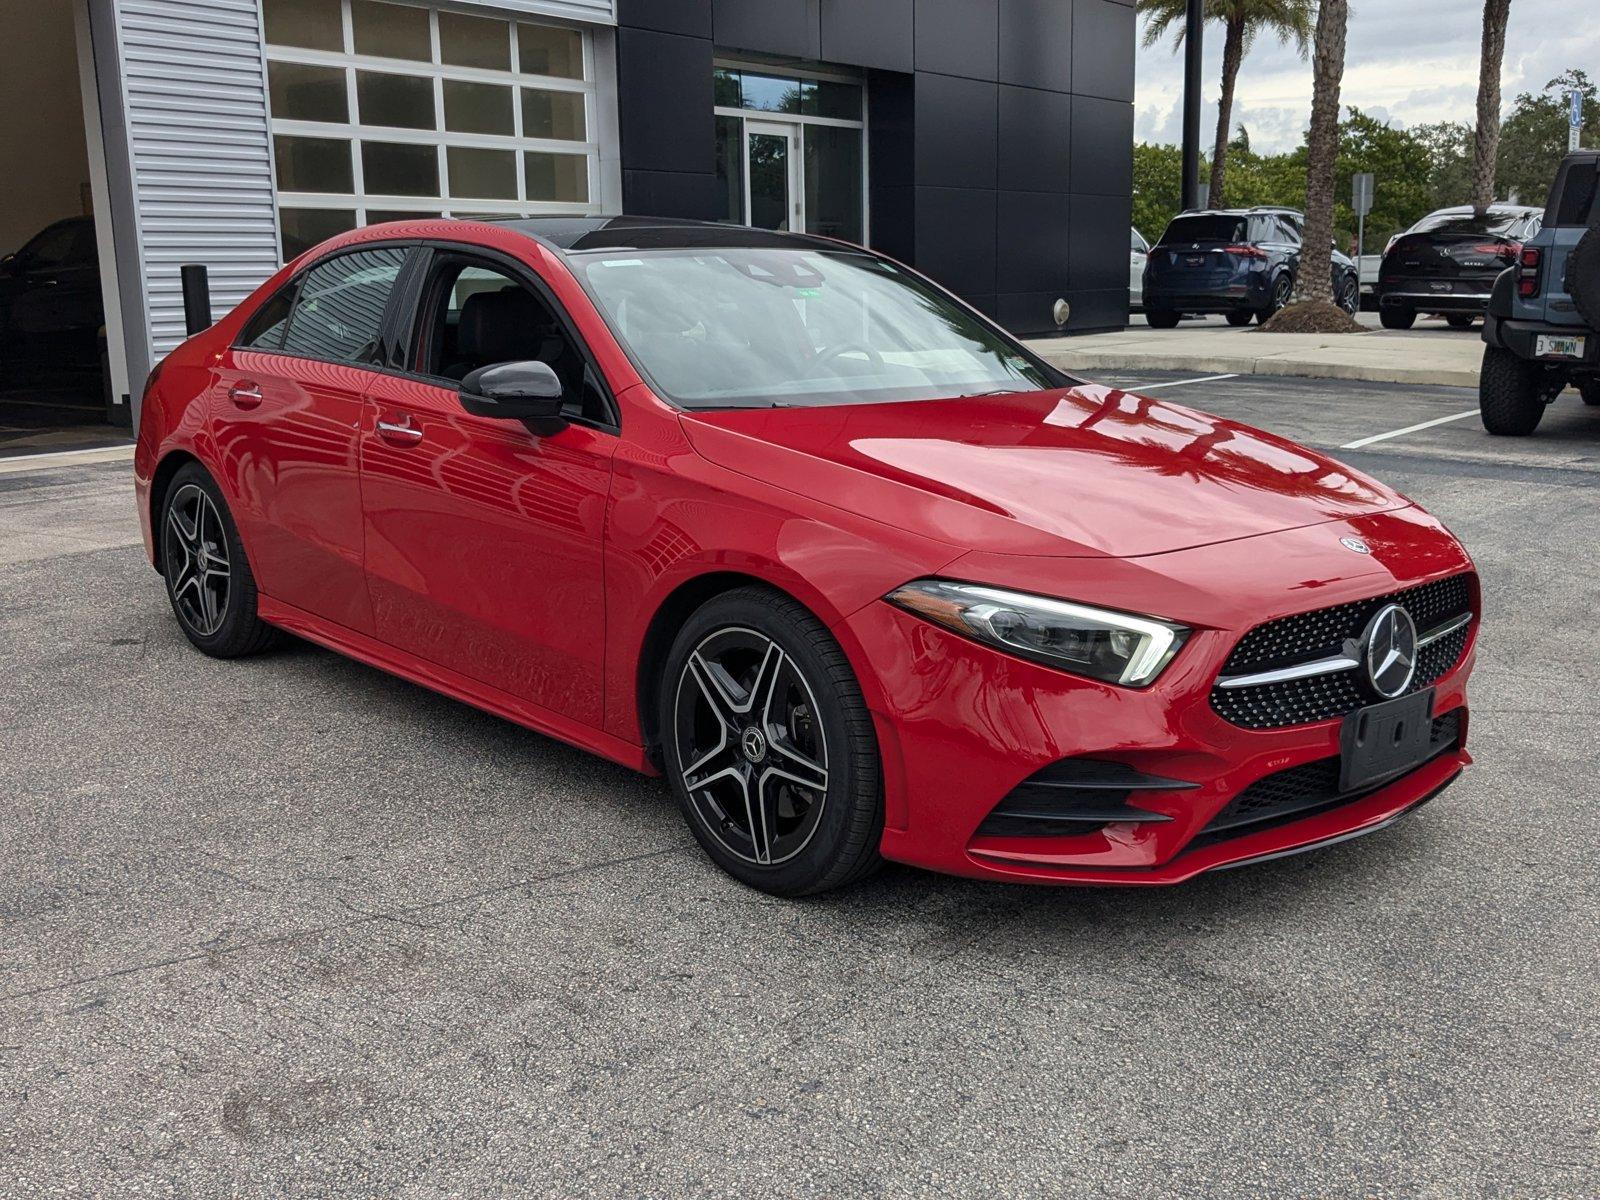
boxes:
[1143,207,1359,328]
[1377,204,1542,330]
[1479,152,1600,435]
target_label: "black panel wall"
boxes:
[614,0,1136,334]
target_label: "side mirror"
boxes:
[459,360,566,432]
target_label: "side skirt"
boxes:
[257,595,656,776]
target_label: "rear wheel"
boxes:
[1446,314,1476,329]
[1145,308,1180,329]
[1225,310,1254,327]
[660,587,882,896]
[1579,378,1600,407]
[1258,273,1293,323]
[1380,306,1417,331]
[160,463,279,657]
[1479,346,1547,436]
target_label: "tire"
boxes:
[1568,225,1600,329]
[159,462,280,657]
[1380,306,1417,330]
[1258,273,1293,323]
[660,586,883,896]
[1337,276,1360,315]
[1225,310,1254,327]
[1478,346,1547,436]
[1580,377,1600,406]
[1446,314,1476,329]
[1145,308,1180,329]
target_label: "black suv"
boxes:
[1378,204,1543,330]
[1479,152,1600,435]
[1142,207,1360,327]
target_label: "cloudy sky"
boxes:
[1135,0,1600,152]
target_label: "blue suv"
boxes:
[1142,207,1360,328]
[1480,151,1600,434]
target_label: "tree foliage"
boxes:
[1496,69,1600,204]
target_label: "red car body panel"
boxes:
[133,218,1480,886]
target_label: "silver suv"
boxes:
[1480,152,1600,434]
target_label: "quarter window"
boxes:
[279,247,407,363]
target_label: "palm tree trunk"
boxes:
[1473,0,1512,215]
[1209,15,1247,209]
[1297,0,1349,306]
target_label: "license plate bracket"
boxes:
[1535,333,1585,359]
[1339,689,1435,793]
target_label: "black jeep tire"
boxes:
[1479,346,1547,436]
[1145,308,1181,329]
[1567,225,1600,329]
[1380,306,1417,331]
[1225,310,1254,327]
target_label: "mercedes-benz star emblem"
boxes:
[740,726,768,764]
[1341,536,1372,554]
[1361,604,1418,699]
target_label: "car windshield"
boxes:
[569,248,1057,409]
[1410,211,1525,236]
[1158,215,1249,245]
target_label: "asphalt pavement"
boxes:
[2,376,1597,1197]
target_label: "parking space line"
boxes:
[1340,409,1479,450]
[1123,373,1241,391]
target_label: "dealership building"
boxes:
[2,0,1134,431]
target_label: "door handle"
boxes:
[228,383,263,409]
[375,417,423,445]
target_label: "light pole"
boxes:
[1181,0,1204,210]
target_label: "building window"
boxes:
[713,64,866,244]
[263,0,599,259]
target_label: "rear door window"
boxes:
[280,246,408,364]
[1549,160,1600,227]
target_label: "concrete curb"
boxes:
[1030,347,1482,389]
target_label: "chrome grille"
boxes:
[1212,574,1474,730]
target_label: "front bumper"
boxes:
[847,518,1477,886]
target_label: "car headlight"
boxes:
[885,579,1189,687]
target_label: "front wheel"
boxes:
[1478,346,1547,436]
[1380,306,1416,330]
[660,587,883,896]
[160,462,280,656]
[1337,277,1360,315]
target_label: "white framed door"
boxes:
[744,119,801,232]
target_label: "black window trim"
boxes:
[385,239,622,435]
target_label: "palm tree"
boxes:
[1296,0,1350,305]
[1139,0,1314,209]
[1472,0,1513,215]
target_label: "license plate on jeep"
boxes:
[1535,334,1585,359]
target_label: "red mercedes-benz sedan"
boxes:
[134,217,1478,895]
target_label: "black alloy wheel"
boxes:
[661,588,882,896]
[1259,273,1293,323]
[160,463,279,657]
[1338,277,1361,315]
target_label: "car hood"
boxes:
[679,385,1412,559]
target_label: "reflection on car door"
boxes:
[211,246,409,635]
[359,252,617,728]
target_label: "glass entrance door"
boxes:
[745,120,800,232]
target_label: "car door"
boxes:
[1130,229,1148,306]
[358,247,618,728]
[211,244,410,635]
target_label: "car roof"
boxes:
[1174,207,1301,217]
[486,215,852,256]
[1424,204,1542,215]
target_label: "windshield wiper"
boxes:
[958,388,1028,398]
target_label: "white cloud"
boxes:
[1135,0,1600,153]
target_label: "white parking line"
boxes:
[1340,409,1479,450]
[1123,373,1241,391]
